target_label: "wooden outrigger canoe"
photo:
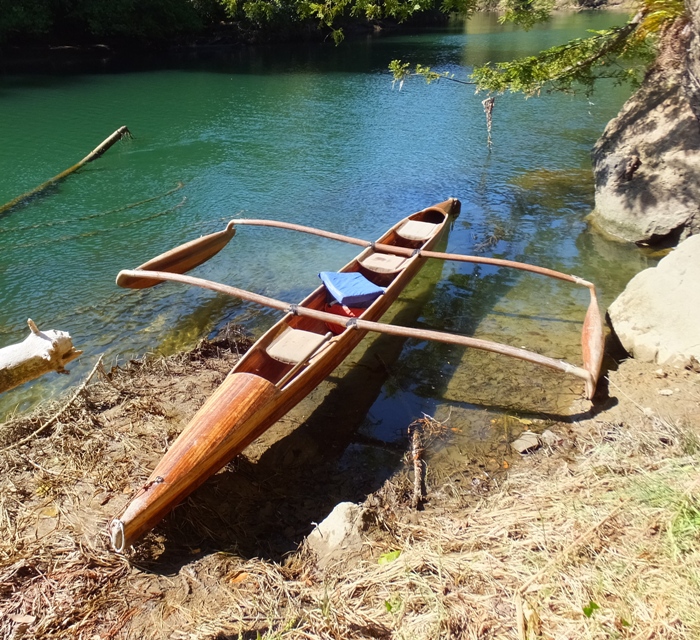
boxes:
[109,197,603,551]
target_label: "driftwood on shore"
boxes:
[0,319,82,394]
[0,125,132,216]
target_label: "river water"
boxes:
[0,11,656,447]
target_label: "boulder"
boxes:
[589,11,700,246]
[686,0,700,122]
[589,70,700,245]
[607,234,700,366]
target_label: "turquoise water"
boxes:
[0,11,654,420]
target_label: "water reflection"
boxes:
[1,13,641,432]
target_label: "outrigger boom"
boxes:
[116,216,604,399]
[222,218,604,399]
[120,268,598,394]
[110,198,603,551]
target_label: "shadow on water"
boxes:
[0,29,464,82]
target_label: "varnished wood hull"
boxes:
[110,198,461,550]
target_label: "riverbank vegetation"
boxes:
[392,0,688,95]
[1,331,698,638]
[2,0,688,94]
[0,0,468,48]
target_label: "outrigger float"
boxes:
[109,198,603,551]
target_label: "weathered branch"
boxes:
[0,126,132,216]
[0,319,83,394]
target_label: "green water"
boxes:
[0,11,655,424]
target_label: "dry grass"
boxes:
[0,340,698,639]
[194,412,700,640]
[0,327,250,640]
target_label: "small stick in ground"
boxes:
[408,420,426,509]
[406,415,449,509]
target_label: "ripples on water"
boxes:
[0,12,656,431]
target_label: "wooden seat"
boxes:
[360,252,407,274]
[396,220,437,242]
[266,328,330,365]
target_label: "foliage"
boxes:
[499,0,555,28]
[218,0,300,26]
[219,0,476,25]
[389,59,456,88]
[635,0,686,40]
[0,0,213,43]
[1,0,474,45]
[582,600,600,618]
[669,497,700,555]
[470,22,650,96]
[0,0,53,40]
[220,0,477,42]
[1,0,688,92]
[73,0,208,40]
[378,549,402,563]
[390,0,688,96]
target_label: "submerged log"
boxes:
[0,319,82,394]
[0,126,132,216]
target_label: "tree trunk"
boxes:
[0,319,82,395]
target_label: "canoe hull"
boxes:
[110,198,461,550]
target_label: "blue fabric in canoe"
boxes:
[318,271,386,307]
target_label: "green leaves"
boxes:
[388,0,686,99]
[384,596,402,613]
[378,549,402,564]
[471,0,687,97]
[471,22,648,96]
[583,600,600,618]
[415,64,451,84]
[389,59,462,90]
[499,0,555,30]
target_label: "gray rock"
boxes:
[307,502,364,569]
[608,234,700,366]
[589,65,700,245]
[510,431,541,454]
[540,429,562,447]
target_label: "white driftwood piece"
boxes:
[0,319,83,394]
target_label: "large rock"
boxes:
[608,234,700,366]
[589,10,700,246]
